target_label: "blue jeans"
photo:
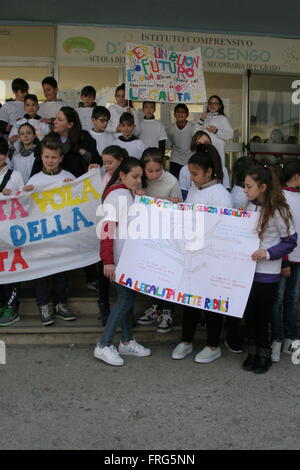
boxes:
[100,284,135,347]
[272,264,300,341]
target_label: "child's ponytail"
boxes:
[188,144,224,183]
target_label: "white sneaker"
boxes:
[157,310,173,333]
[271,340,282,362]
[194,346,222,363]
[283,338,296,354]
[119,339,151,357]
[137,305,161,325]
[171,342,193,360]
[94,344,124,366]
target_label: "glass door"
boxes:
[248,72,300,163]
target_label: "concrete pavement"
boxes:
[1,341,300,450]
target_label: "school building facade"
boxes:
[0,23,300,168]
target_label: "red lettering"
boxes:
[9,248,29,272]
[9,199,29,220]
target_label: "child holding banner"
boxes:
[0,137,25,326]
[172,144,242,362]
[243,164,297,373]
[26,136,77,326]
[137,147,182,333]
[95,157,151,366]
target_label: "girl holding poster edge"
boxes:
[97,145,129,326]
[243,164,297,373]
[171,144,242,363]
[94,157,151,367]
[137,147,182,333]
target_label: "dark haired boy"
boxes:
[89,106,114,155]
[77,85,97,131]
[0,78,29,135]
[9,94,50,148]
[26,136,76,326]
[139,101,167,154]
[39,76,66,122]
[167,103,194,179]
[113,112,145,159]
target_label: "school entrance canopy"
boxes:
[1,0,300,38]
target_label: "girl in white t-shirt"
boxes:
[11,123,38,184]
[137,147,182,333]
[94,157,151,366]
[172,144,240,364]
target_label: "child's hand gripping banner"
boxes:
[126,43,207,104]
[0,169,102,284]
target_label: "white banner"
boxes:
[115,196,260,318]
[0,169,102,284]
[125,43,206,104]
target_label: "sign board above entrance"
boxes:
[57,26,300,74]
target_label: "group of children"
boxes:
[0,78,299,374]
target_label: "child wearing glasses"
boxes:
[89,106,115,155]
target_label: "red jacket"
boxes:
[100,183,127,265]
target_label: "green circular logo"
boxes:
[63,36,95,54]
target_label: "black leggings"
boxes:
[244,281,278,353]
[182,305,241,347]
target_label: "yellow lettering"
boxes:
[30,192,50,213]
[80,178,101,203]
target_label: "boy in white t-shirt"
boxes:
[89,106,115,156]
[77,85,97,131]
[114,113,145,159]
[167,103,194,179]
[39,76,66,125]
[139,101,167,154]
[9,94,50,149]
[26,136,77,326]
[0,78,29,136]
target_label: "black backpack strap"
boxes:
[0,169,13,192]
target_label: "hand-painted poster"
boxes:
[125,43,206,104]
[115,196,260,318]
